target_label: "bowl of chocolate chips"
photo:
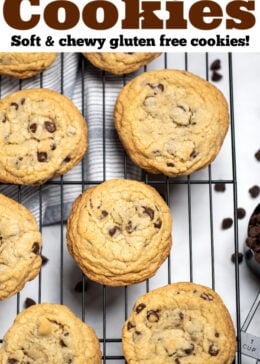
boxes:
[245,204,260,276]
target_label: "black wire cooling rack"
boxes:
[0,52,254,364]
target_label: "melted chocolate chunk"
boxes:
[200,292,214,301]
[154,218,162,229]
[109,226,121,237]
[37,152,48,163]
[10,102,19,110]
[214,183,226,192]
[24,297,36,308]
[44,121,56,133]
[147,310,160,322]
[249,185,260,198]
[127,321,136,330]
[135,303,146,314]
[29,123,37,133]
[32,242,40,255]
[142,206,154,220]
[209,344,219,356]
[222,218,233,230]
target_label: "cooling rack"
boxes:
[0,52,260,364]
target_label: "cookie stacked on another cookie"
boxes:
[0,303,102,363]
[0,88,88,185]
[114,69,229,177]
[123,282,236,364]
[83,52,161,74]
[67,179,172,286]
[0,193,42,301]
[0,52,57,79]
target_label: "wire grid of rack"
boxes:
[0,52,259,364]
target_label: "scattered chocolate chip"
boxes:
[214,183,226,192]
[184,343,195,355]
[142,206,154,220]
[29,123,37,133]
[8,359,18,364]
[60,339,67,347]
[41,255,49,266]
[154,218,162,229]
[209,343,219,356]
[74,280,88,293]
[210,59,221,71]
[37,152,48,163]
[127,321,136,330]
[32,242,40,255]
[135,303,146,314]
[249,185,260,198]
[10,102,19,110]
[237,208,246,219]
[147,310,160,323]
[24,297,36,308]
[108,226,121,237]
[44,121,56,133]
[231,252,244,264]
[211,71,223,82]
[222,218,233,230]
[200,292,214,301]
[255,150,260,161]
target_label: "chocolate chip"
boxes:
[101,210,108,217]
[1,115,6,123]
[50,142,56,151]
[64,156,71,163]
[24,297,36,308]
[74,280,88,293]
[29,123,37,133]
[175,359,181,364]
[44,121,56,133]
[222,218,233,229]
[184,343,194,355]
[154,218,162,229]
[231,252,244,264]
[210,59,221,71]
[200,292,214,301]
[249,185,260,198]
[8,359,18,364]
[209,344,219,356]
[64,332,69,336]
[214,183,226,192]
[142,206,154,220]
[147,310,160,323]
[135,303,146,314]
[237,208,246,219]
[60,339,67,347]
[127,321,136,330]
[21,98,26,105]
[41,255,49,266]
[190,150,198,159]
[32,242,40,255]
[167,162,174,167]
[215,332,220,337]
[10,102,19,110]
[255,149,260,161]
[211,71,223,82]
[37,152,48,162]
[179,312,184,320]
[126,220,135,233]
[109,226,121,237]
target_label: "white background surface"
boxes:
[0,52,259,363]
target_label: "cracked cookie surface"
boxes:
[66,179,172,286]
[82,53,161,74]
[122,282,236,364]
[0,53,57,79]
[0,193,42,301]
[0,303,102,363]
[114,69,229,177]
[0,88,87,185]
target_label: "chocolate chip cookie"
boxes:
[122,282,236,363]
[82,52,161,74]
[66,179,172,286]
[0,193,42,301]
[0,88,88,185]
[0,303,102,363]
[0,52,57,79]
[114,69,229,177]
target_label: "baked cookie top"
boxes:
[0,193,42,301]
[114,69,229,177]
[82,52,161,74]
[66,179,172,286]
[0,88,88,185]
[122,282,236,364]
[0,52,57,79]
[0,303,102,364]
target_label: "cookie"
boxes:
[122,282,236,364]
[66,179,172,286]
[0,52,57,79]
[0,88,88,185]
[0,193,42,301]
[0,303,102,363]
[82,52,162,74]
[114,69,229,177]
